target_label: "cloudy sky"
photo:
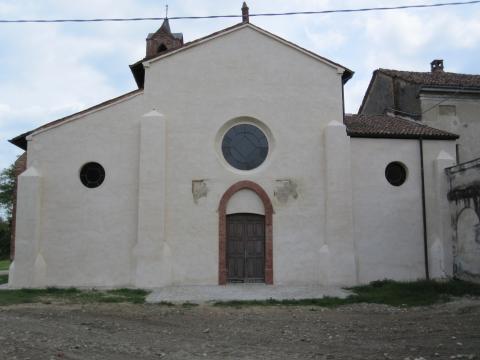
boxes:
[0,0,479,170]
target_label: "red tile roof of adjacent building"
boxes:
[377,69,480,88]
[344,114,459,140]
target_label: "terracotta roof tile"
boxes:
[378,69,480,88]
[344,114,458,140]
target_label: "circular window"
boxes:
[80,162,105,188]
[385,162,407,186]
[221,124,269,170]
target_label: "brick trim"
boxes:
[218,180,273,285]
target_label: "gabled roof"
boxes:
[377,68,480,89]
[10,21,353,150]
[9,89,143,150]
[359,66,480,114]
[130,21,354,88]
[344,114,458,140]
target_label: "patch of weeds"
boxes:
[0,275,8,285]
[0,260,10,271]
[156,301,175,307]
[93,289,149,304]
[0,289,47,306]
[182,302,199,308]
[214,297,353,308]
[72,288,148,304]
[45,287,80,294]
[214,279,480,308]
[348,279,480,307]
[0,287,150,306]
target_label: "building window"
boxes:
[80,162,105,188]
[385,162,407,186]
[439,105,456,116]
[221,124,268,170]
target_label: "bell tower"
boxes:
[145,18,183,58]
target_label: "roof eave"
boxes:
[342,69,354,84]
[9,89,144,150]
[419,86,480,94]
[9,133,30,150]
[346,132,458,140]
[129,62,145,89]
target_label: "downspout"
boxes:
[419,138,430,279]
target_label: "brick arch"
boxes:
[218,180,273,285]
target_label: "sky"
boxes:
[0,0,479,170]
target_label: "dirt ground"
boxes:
[0,299,479,360]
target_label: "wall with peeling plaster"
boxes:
[421,94,480,163]
[446,158,480,282]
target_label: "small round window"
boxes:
[80,162,105,188]
[385,162,407,186]
[221,124,268,170]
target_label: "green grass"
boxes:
[0,287,149,306]
[0,279,479,308]
[348,279,480,307]
[0,260,10,271]
[213,297,351,308]
[0,275,7,285]
[181,302,199,308]
[214,279,480,308]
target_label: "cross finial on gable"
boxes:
[242,2,249,23]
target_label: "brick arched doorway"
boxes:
[218,181,273,285]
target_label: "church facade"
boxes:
[8,13,459,288]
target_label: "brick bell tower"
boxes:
[129,16,184,88]
[145,18,184,58]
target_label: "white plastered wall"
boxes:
[351,137,456,283]
[226,189,265,215]
[10,93,146,288]
[142,26,347,286]
[422,140,456,278]
[421,95,480,162]
[11,25,352,288]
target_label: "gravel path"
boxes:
[0,298,479,359]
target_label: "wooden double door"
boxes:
[226,213,265,283]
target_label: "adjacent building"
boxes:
[359,60,480,162]
[360,60,480,282]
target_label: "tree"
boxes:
[0,217,10,259]
[0,162,15,221]
[0,162,15,260]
